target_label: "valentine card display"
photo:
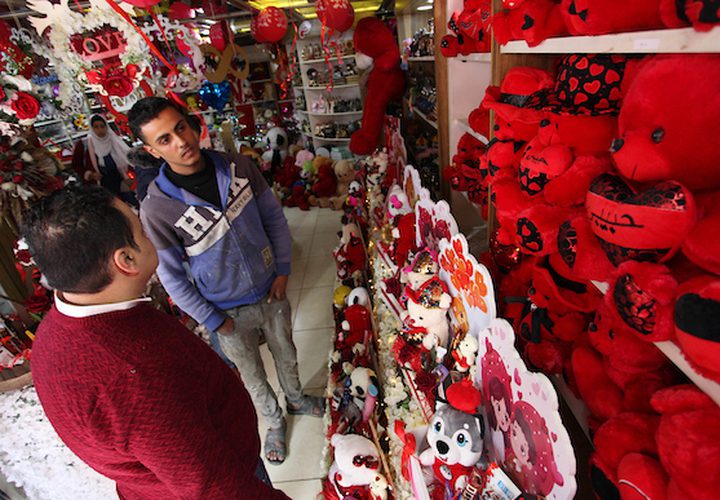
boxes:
[476,319,576,498]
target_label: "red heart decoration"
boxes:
[605,69,621,84]
[574,93,589,105]
[517,391,523,400]
[586,174,696,265]
[569,77,579,91]
[575,56,589,70]
[583,80,601,94]
[514,367,522,385]
[551,432,558,442]
[590,63,604,76]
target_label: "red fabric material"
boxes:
[617,453,668,500]
[560,0,664,35]
[491,0,567,47]
[683,191,720,275]
[32,305,287,500]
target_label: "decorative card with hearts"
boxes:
[475,318,576,499]
[415,199,459,250]
[438,233,496,337]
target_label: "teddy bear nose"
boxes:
[436,440,450,455]
[610,138,624,153]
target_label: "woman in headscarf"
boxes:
[86,115,137,207]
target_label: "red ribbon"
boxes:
[320,24,335,91]
[393,420,417,481]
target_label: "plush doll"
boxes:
[419,379,485,494]
[340,290,373,351]
[402,276,452,361]
[310,156,337,208]
[660,0,720,31]
[682,191,720,275]
[334,234,367,287]
[674,275,720,382]
[350,18,406,155]
[555,213,615,283]
[651,384,720,498]
[386,212,417,269]
[491,0,568,47]
[560,0,664,35]
[440,0,492,57]
[611,54,720,191]
[330,159,356,210]
[326,433,384,500]
[452,333,479,376]
[261,126,288,171]
[334,366,379,429]
[285,182,310,210]
[402,248,440,290]
[590,411,661,497]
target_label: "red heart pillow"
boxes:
[586,173,696,265]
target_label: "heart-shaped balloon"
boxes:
[586,173,696,265]
[198,80,230,111]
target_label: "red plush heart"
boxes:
[586,174,696,265]
[583,80,602,94]
[605,69,621,84]
[590,63,604,76]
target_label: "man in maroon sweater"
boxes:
[22,185,289,499]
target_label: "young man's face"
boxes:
[141,107,202,171]
[114,200,158,282]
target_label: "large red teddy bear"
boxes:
[349,18,406,155]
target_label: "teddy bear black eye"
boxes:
[434,421,442,432]
[651,128,665,143]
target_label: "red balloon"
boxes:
[250,17,265,43]
[315,0,355,32]
[254,7,288,43]
[209,22,228,51]
[168,2,194,20]
[121,0,162,9]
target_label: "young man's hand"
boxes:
[267,275,288,303]
[217,317,235,335]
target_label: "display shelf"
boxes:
[307,110,362,116]
[590,280,720,406]
[412,107,438,130]
[303,83,360,91]
[300,55,355,64]
[551,374,591,440]
[311,135,351,142]
[34,118,63,127]
[458,52,492,62]
[502,26,720,54]
[655,341,720,407]
[455,118,489,144]
[249,78,272,83]
[408,55,435,61]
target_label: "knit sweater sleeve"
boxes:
[121,370,289,499]
[235,154,292,275]
[139,203,227,331]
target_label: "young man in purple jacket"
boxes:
[130,97,323,464]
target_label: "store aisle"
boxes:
[257,206,341,499]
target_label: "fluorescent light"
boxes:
[417,4,432,10]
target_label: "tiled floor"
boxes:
[259,207,341,499]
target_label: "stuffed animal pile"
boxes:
[474,53,720,498]
[440,0,492,57]
[324,151,393,500]
[484,0,720,48]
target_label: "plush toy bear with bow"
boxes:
[350,18,406,155]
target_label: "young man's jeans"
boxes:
[217,297,304,429]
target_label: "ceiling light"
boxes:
[416,4,432,10]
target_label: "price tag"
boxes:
[633,38,661,51]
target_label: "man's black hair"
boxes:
[127,97,200,142]
[20,185,139,294]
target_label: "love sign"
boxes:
[70,26,127,62]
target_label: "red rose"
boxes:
[103,73,134,97]
[0,86,5,102]
[10,92,40,120]
[12,174,24,183]
[87,64,137,98]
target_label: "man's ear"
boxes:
[112,247,140,277]
[143,144,161,159]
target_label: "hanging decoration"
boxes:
[200,43,249,84]
[167,1,194,21]
[121,0,161,9]
[254,7,288,44]
[197,80,230,111]
[315,0,355,33]
[26,0,153,109]
[208,21,228,51]
[0,75,43,134]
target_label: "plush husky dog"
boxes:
[419,385,485,493]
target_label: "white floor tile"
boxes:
[274,478,323,499]
[294,287,334,331]
[286,289,301,325]
[302,257,338,289]
[288,259,308,291]
[292,231,316,261]
[309,231,340,260]
[315,211,343,233]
